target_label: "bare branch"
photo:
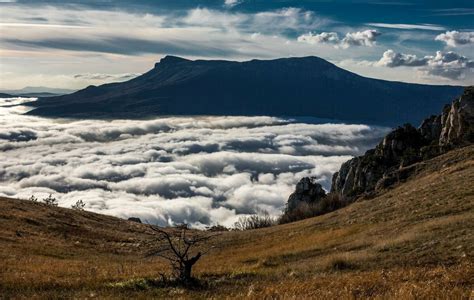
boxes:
[146,224,219,282]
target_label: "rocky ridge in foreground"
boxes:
[286,86,473,216]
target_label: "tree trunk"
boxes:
[181,252,201,282]
[183,263,192,281]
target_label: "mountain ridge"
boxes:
[27,55,463,126]
[283,86,473,222]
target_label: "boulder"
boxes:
[127,217,142,223]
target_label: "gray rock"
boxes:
[127,217,142,223]
[331,86,473,200]
[331,124,425,198]
[419,115,442,142]
[286,87,473,218]
[287,177,326,212]
[439,86,474,148]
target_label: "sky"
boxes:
[0,0,473,89]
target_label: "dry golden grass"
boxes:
[1,145,473,299]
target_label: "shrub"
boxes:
[71,199,86,211]
[329,258,356,271]
[234,211,277,230]
[43,194,58,206]
[206,224,229,232]
[279,193,344,224]
[28,195,38,202]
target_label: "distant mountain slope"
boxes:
[1,86,75,96]
[28,56,463,125]
[0,93,14,98]
[19,92,61,98]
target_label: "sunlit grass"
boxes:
[0,146,473,298]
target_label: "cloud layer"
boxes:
[0,98,388,228]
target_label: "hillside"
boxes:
[0,93,14,98]
[27,56,462,125]
[1,145,473,299]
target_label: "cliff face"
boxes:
[439,86,474,147]
[330,124,427,198]
[330,86,474,200]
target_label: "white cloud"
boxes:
[73,73,141,81]
[297,32,340,45]
[376,49,474,80]
[366,23,445,31]
[435,31,474,47]
[297,30,380,49]
[424,51,474,79]
[182,7,328,33]
[224,0,242,8]
[0,98,389,227]
[341,30,381,48]
[0,22,90,29]
[376,49,428,67]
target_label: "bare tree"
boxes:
[147,225,217,284]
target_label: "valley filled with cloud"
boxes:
[0,98,389,227]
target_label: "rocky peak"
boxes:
[154,55,190,68]
[329,86,473,201]
[439,86,474,148]
[286,177,326,213]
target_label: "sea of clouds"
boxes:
[0,98,389,227]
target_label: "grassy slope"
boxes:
[1,146,473,299]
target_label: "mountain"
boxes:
[1,144,473,298]
[1,86,76,96]
[28,56,463,125]
[0,93,14,98]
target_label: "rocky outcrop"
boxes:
[330,86,473,200]
[330,124,427,198]
[286,177,326,212]
[419,115,442,142]
[127,217,142,223]
[439,86,474,148]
